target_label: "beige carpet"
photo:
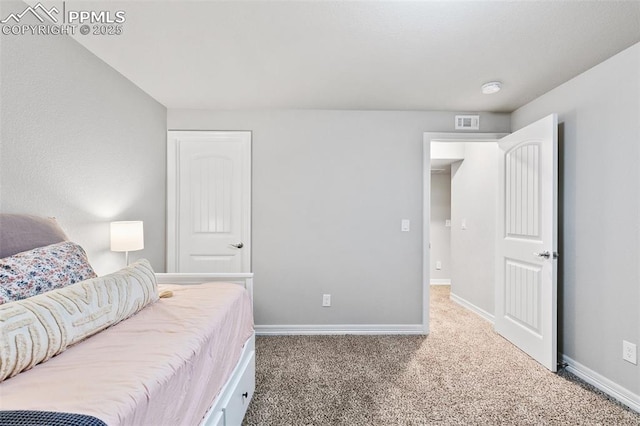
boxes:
[243,286,640,425]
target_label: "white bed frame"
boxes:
[155,272,255,426]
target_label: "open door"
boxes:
[495,114,558,372]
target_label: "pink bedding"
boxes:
[0,282,254,426]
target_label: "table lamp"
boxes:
[110,221,144,265]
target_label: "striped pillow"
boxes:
[0,260,158,382]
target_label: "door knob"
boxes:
[534,251,551,259]
[230,242,244,249]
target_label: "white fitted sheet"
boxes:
[0,282,254,426]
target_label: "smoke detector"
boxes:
[481,81,502,94]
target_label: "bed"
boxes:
[0,214,255,426]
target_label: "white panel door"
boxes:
[167,131,251,273]
[495,114,558,371]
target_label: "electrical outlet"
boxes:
[623,340,637,365]
[322,294,331,307]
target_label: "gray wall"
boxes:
[429,171,451,282]
[512,42,640,396]
[0,1,167,275]
[168,109,510,326]
[450,143,497,316]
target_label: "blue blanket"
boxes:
[0,410,107,426]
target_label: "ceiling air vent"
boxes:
[455,115,480,130]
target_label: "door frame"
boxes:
[166,130,252,273]
[422,132,507,334]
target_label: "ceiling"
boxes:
[65,1,640,112]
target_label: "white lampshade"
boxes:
[110,221,144,252]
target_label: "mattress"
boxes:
[0,282,254,426]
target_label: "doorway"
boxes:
[424,133,505,335]
[424,114,558,372]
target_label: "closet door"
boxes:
[167,131,251,273]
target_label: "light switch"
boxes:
[445,219,451,227]
[461,219,467,230]
[401,219,410,232]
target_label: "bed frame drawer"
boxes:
[222,350,256,426]
[200,334,255,426]
[210,411,224,426]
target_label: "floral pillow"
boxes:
[0,241,97,304]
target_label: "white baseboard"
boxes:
[430,279,451,285]
[255,324,425,336]
[449,292,495,323]
[562,354,640,414]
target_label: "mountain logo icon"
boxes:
[1,2,59,24]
